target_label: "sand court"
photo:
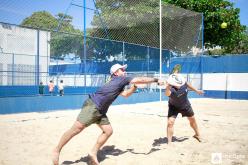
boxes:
[0,98,248,165]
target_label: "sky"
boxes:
[230,0,248,26]
[0,0,96,29]
[0,0,247,29]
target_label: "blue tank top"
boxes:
[169,83,191,109]
[90,76,132,114]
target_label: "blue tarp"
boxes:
[170,54,248,73]
[49,54,248,75]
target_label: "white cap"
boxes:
[167,74,186,87]
[110,63,127,75]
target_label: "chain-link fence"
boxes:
[0,0,203,97]
[0,26,166,96]
[90,0,203,52]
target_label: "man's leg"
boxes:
[52,120,86,165]
[167,117,176,145]
[89,124,113,165]
[187,116,201,142]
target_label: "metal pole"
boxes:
[36,30,40,87]
[168,51,171,74]
[122,42,125,65]
[200,13,204,90]
[159,0,162,101]
[147,46,150,75]
[12,53,14,85]
[83,0,87,93]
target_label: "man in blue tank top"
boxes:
[165,71,204,145]
[52,63,160,165]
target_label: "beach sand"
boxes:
[0,98,248,165]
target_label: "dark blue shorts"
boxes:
[168,104,194,118]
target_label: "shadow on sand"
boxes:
[62,145,127,165]
[62,136,189,164]
[152,136,189,147]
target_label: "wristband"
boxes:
[154,78,159,82]
[133,84,137,88]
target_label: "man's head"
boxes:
[110,63,127,76]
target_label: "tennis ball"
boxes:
[221,22,227,29]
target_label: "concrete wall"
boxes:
[0,23,50,85]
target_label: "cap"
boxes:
[167,74,186,87]
[110,63,127,75]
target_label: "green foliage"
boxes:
[207,48,225,55]
[50,33,82,58]
[163,0,247,54]
[21,11,83,59]
[21,11,58,30]
[91,0,206,58]
[91,0,161,60]
[233,30,248,54]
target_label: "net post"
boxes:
[200,13,204,90]
[159,0,162,102]
[83,0,87,94]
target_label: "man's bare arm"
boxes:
[120,84,137,98]
[130,77,158,84]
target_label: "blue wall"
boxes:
[2,54,248,97]
[0,86,99,97]
[1,55,248,114]
[49,60,165,75]
[50,54,248,75]
[0,91,203,114]
[170,54,248,73]
[204,90,248,100]
[0,95,86,114]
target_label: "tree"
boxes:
[21,11,58,30]
[90,0,161,60]
[90,0,204,58]
[21,11,84,59]
[233,27,248,54]
[163,0,247,54]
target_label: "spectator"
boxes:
[58,80,64,96]
[39,82,44,95]
[48,80,55,95]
